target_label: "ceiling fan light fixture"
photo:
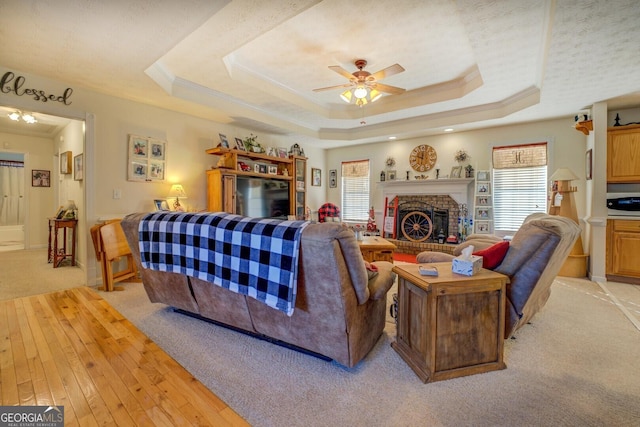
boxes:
[8,110,37,124]
[369,88,382,102]
[353,85,368,99]
[22,113,37,124]
[355,98,367,107]
[340,89,353,103]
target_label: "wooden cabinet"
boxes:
[391,263,507,383]
[606,219,640,285]
[607,125,640,183]
[206,147,306,218]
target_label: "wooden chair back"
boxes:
[97,220,138,291]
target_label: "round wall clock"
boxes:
[409,144,437,172]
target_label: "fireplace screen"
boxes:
[397,201,449,242]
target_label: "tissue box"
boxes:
[452,255,483,276]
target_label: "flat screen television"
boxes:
[235,176,290,219]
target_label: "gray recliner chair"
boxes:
[416,213,581,338]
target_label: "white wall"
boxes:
[327,118,588,227]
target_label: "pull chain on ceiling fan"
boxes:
[313,59,406,106]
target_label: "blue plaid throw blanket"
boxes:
[138,212,309,316]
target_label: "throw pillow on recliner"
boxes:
[473,241,510,269]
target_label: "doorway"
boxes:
[0,105,86,267]
[0,151,25,251]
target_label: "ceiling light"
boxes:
[444,128,454,132]
[353,85,368,99]
[22,113,37,124]
[7,110,38,124]
[340,85,383,107]
[388,136,396,140]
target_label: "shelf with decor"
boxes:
[205,147,306,218]
[473,170,493,234]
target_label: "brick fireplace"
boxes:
[381,178,474,255]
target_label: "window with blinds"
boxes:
[341,160,370,222]
[492,143,548,232]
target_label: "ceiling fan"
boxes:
[313,59,406,104]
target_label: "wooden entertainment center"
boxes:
[206,147,307,219]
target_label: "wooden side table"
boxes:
[48,218,77,268]
[358,235,396,263]
[391,262,508,383]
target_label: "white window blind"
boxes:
[341,160,370,222]
[492,143,548,232]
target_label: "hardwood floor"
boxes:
[0,286,248,426]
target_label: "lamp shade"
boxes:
[167,184,188,199]
[549,168,579,181]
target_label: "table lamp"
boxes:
[168,184,187,211]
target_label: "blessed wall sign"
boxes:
[0,71,73,105]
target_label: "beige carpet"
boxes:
[0,248,85,301]
[101,275,640,427]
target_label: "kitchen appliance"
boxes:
[606,193,640,217]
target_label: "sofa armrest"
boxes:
[416,251,455,264]
[367,261,396,300]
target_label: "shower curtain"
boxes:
[0,160,25,226]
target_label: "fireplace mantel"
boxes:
[380,178,475,206]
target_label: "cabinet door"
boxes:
[607,128,640,183]
[222,175,236,214]
[611,231,640,278]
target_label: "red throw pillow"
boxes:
[473,241,510,270]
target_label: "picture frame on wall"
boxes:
[476,195,491,206]
[475,207,492,219]
[74,153,83,181]
[127,134,167,182]
[311,168,321,186]
[477,182,491,194]
[476,221,491,234]
[32,169,50,187]
[476,170,490,182]
[60,151,72,174]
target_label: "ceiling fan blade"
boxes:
[312,83,354,92]
[370,64,405,81]
[328,65,356,80]
[373,82,406,95]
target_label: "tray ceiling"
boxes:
[1,0,639,147]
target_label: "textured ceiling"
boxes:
[1,0,639,147]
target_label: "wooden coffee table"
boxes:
[358,235,396,263]
[391,262,508,383]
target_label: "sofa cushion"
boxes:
[473,241,509,269]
